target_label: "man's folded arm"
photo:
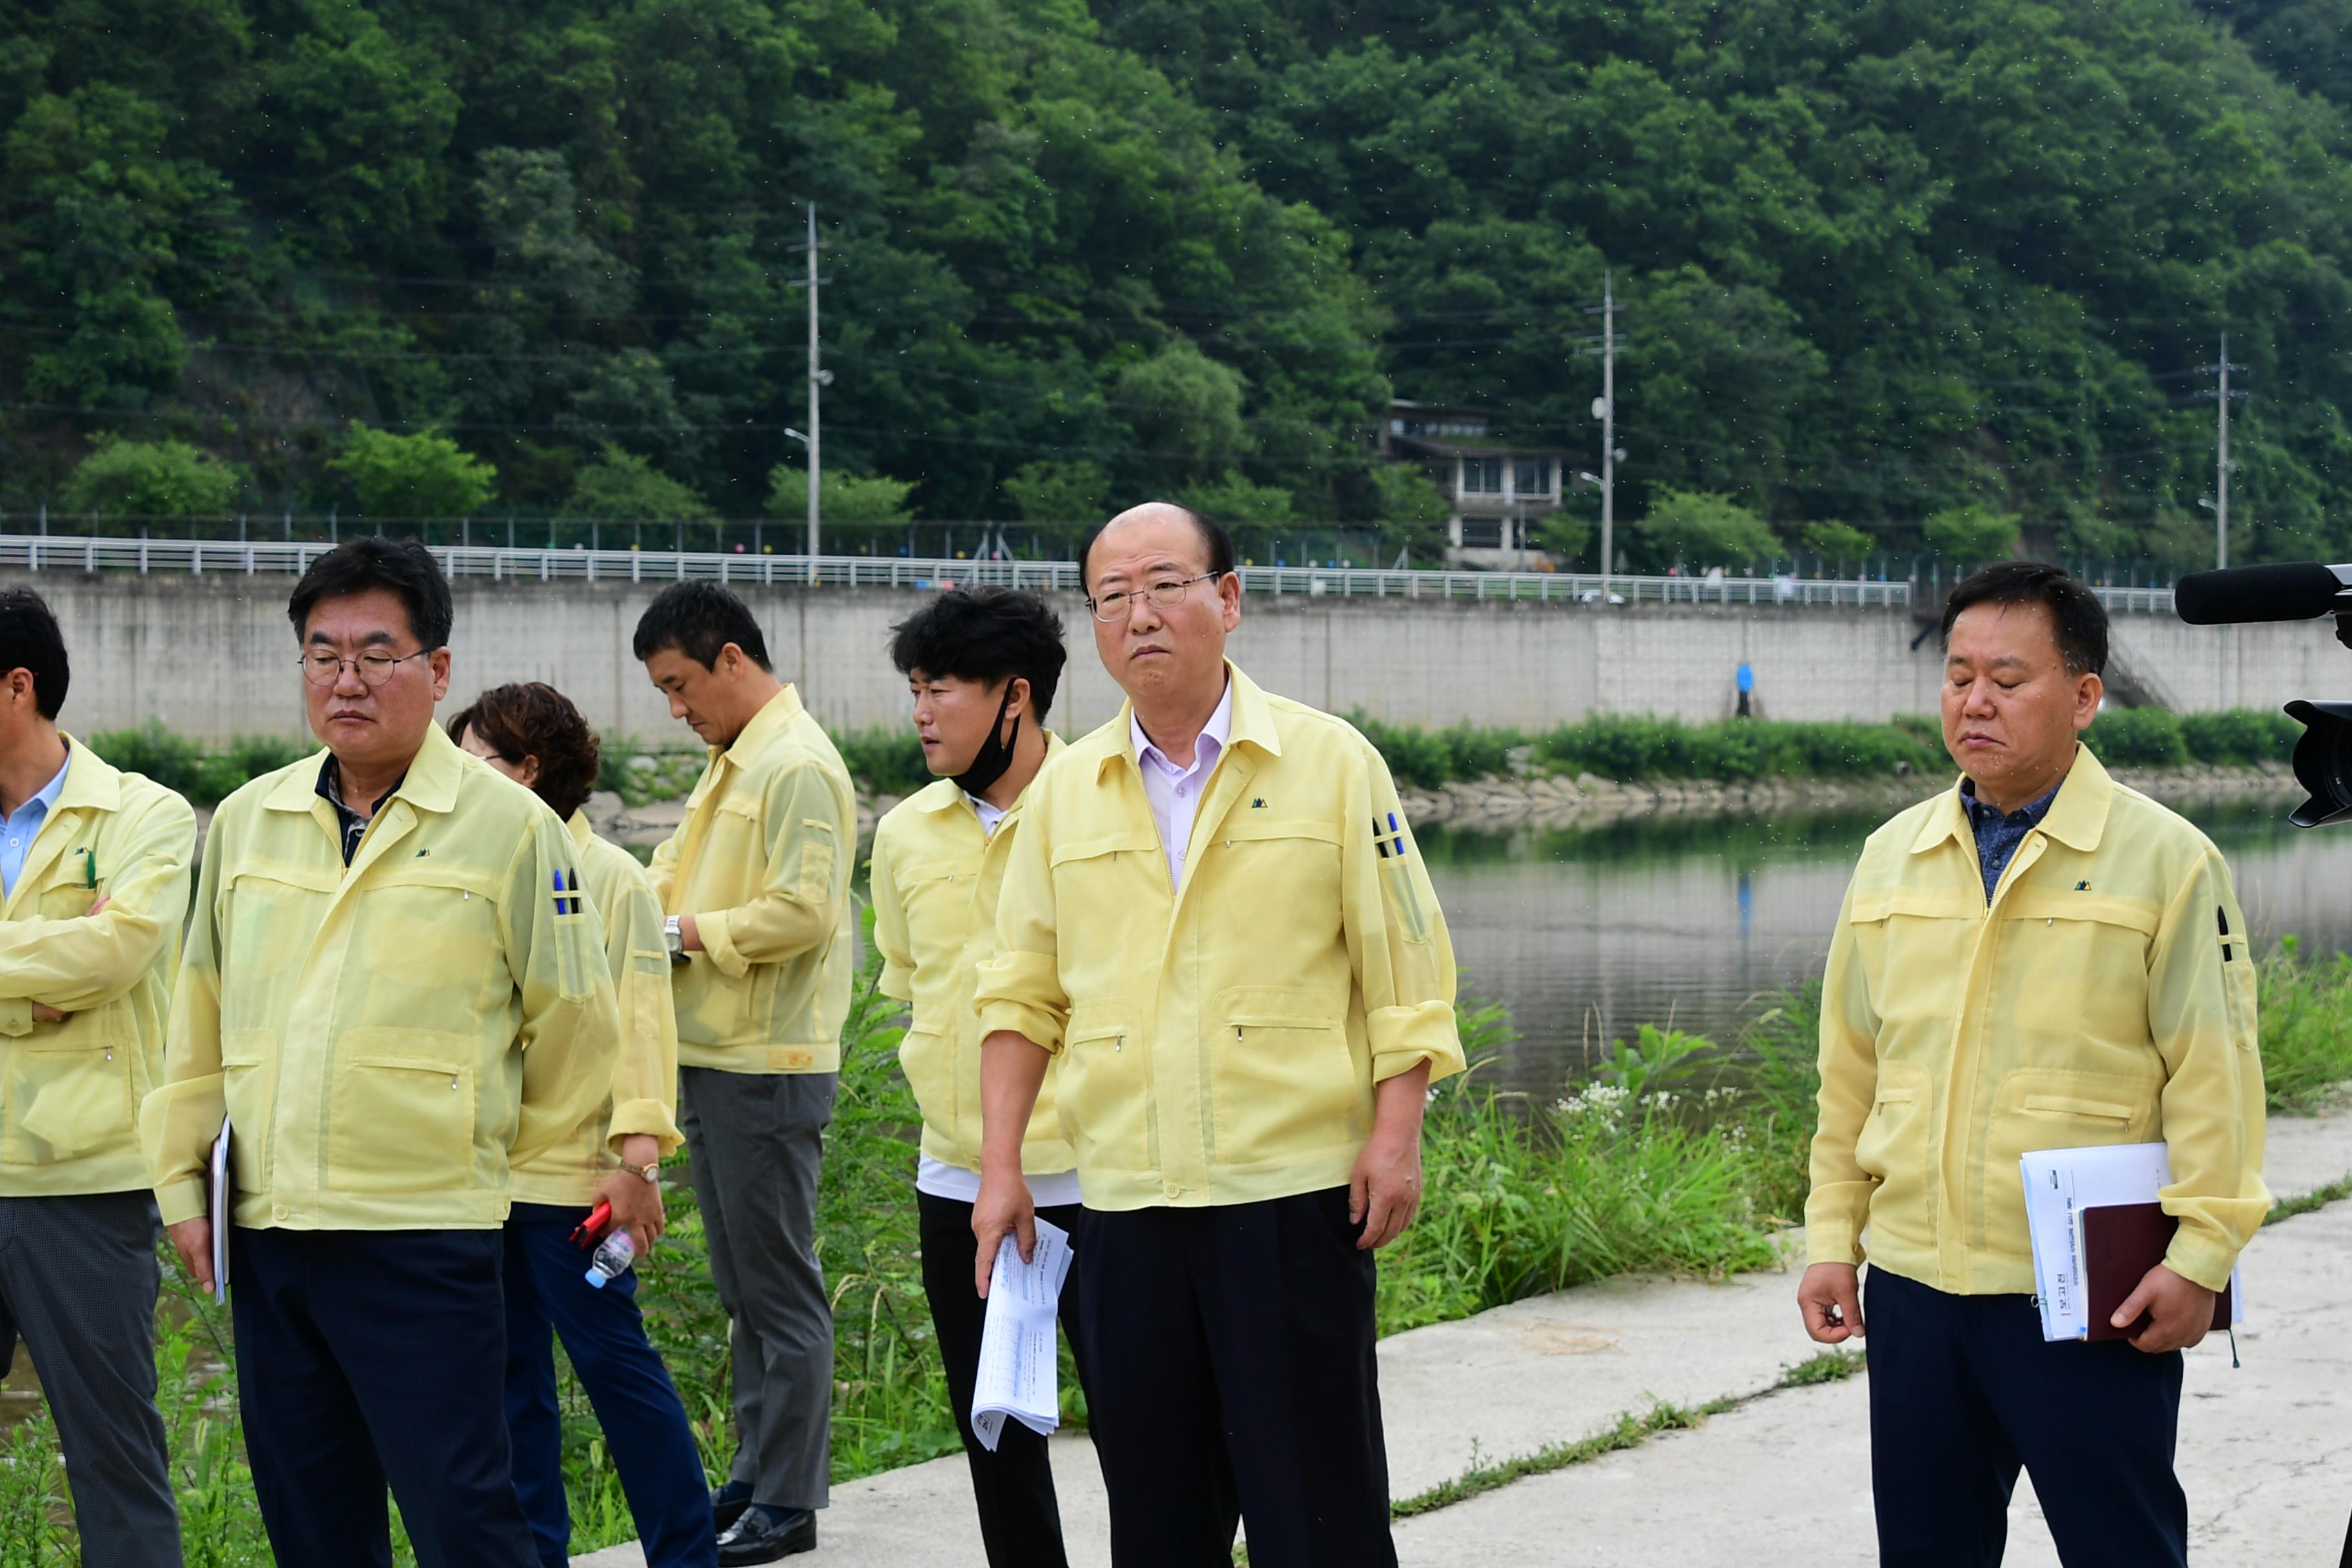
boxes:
[695,765,850,978]
[0,792,193,1024]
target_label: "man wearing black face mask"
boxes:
[868,588,1087,1565]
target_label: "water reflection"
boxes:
[1426,794,2348,1097]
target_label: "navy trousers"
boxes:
[1865,1267,2188,1568]
[503,1204,716,1568]
[1076,1189,1393,1568]
[230,1226,539,1568]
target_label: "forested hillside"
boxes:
[2,0,2349,568]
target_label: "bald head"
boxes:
[1081,502,1234,593]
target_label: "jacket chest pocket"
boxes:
[2,1042,132,1166]
[1999,894,2159,1030]
[901,855,984,1008]
[360,872,501,997]
[326,1027,480,1193]
[1848,890,1977,1027]
[1206,820,1344,954]
[224,868,336,985]
[1209,985,1359,1159]
[1048,835,1166,988]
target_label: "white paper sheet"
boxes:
[970,1217,1072,1452]
[2021,1141,2243,1340]
[208,1119,230,1305]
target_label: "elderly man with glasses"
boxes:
[970,502,1465,1567]
[145,536,620,1568]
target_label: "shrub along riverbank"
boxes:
[1353,707,2302,792]
[4,936,2346,1561]
[83,704,2300,815]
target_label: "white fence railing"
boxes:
[0,535,2182,614]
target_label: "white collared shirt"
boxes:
[964,792,1008,838]
[1131,678,1234,888]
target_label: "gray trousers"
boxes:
[0,1191,181,1568]
[678,1066,835,1511]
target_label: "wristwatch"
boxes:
[622,1159,661,1185]
[664,915,689,965]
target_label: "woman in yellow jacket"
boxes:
[451,684,715,1568]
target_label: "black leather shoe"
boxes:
[716,1505,817,1564]
[710,1482,753,1534]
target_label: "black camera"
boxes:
[2178,562,2352,827]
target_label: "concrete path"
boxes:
[574,1108,2352,1567]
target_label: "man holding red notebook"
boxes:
[1798,561,2269,1568]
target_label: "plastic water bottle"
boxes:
[585,1229,636,1289]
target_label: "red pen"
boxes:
[569,1201,613,1250]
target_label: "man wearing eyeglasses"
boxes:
[970,502,1464,1567]
[144,536,620,1568]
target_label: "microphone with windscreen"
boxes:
[2175,562,2352,827]
[2175,562,2352,625]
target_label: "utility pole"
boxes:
[2197,331,2245,571]
[1579,270,1626,594]
[2215,330,2231,570]
[1600,269,1616,591]
[805,202,822,582]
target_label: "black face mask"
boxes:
[951,684,1022,798]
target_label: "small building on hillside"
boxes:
[1381,400,1573,569]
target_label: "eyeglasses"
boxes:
[1086,571,1224,623]
[299,649,431,688]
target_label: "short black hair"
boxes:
[0,587,68,720]
[447,682,603,821]
[1078,504,1235,594]
[288,536,454,649]
[632,582,771,672]
[889,588,1068,721]
[1940,560,2108,677]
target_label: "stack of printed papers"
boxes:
[970,1217,1073,1451]
[2020,1141,2242,1341]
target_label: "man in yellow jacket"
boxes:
[0,588,195,1568]
[971,504,1464,1567]
[145,538,620,1568]
[1799,562,2268,1568]
[869,587,1086,1567]
[635,582,856,1566]
[450,683,714,1568]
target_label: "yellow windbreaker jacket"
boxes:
[1,738,194,1195]
[507,812,684,1206]
[1807,747,2268,1295]
[870,734,1076,1176]
[647,685,856,1074]
[144,723,621,1231]
[974,664,1464,1211]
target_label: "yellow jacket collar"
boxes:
[53,734,124,814]
[916,730,1066,812]
[718,684,805,765]
[263,721,466,816]
[1912,742,2111,856]
[1098,662,1282,779]
[565,808,596,850]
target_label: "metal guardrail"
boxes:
[0,534,2180,614]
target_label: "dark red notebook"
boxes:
[2081,1202,2233,1342]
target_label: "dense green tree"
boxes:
[60,437,247,516]
[565,446,714,521]
[329,426,496,519]
[1635,490,1783,570]
[767,465,917,524]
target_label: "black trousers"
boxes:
[1077,1188,1393,1568]
[917,1191,1089,1568]
[1866,1267,2188,1568]
[230,1226,538,1568]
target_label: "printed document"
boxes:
[2021,1141,2242,1340]
[970,1217,1073,1452]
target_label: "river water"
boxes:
[1428,790,2352,1097]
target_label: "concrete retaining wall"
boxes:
[6,568,2331,744]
